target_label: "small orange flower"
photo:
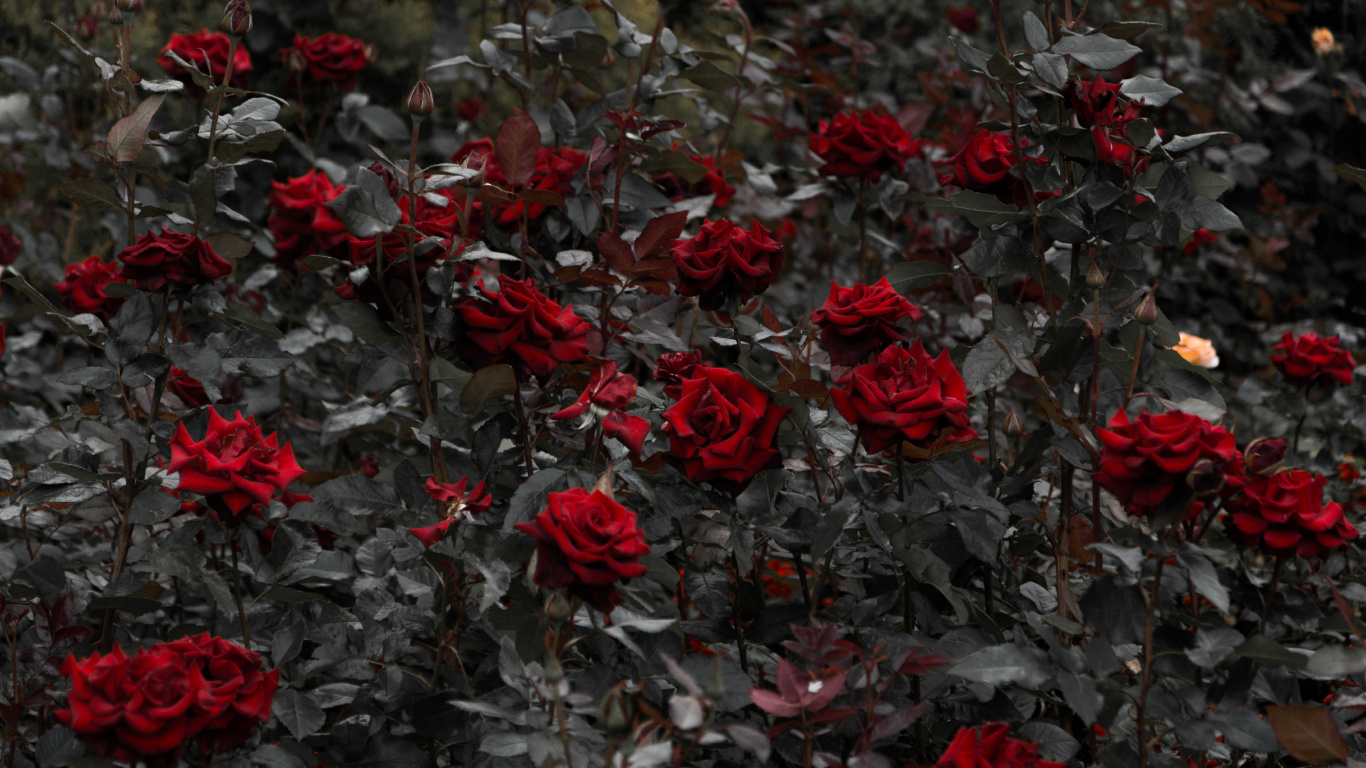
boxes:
[1174,332,1220,369]
[1312,28,1339,56]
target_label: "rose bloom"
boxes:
[514,487,650,613]
[670,218,785,312]
[811,277,924,366]
[117,229,233,292]
[1066,77,1143,129]
[158,30,252,99]
[457,276,591,380]
[654,349,703,400]
[936,723,1066,768]
[552,360,651,455]
[410,476,493,548]
[161,634,279,753]
[661,366,791,494]
[267,170,349,272]
[1224,469,1359,559]
[654,153,735,207]
[1094,408,1241,518]
[831,341,975,455]
[1313,27,1339,56]
[1092,126,1149,178]
[284,33,373,90]
[810,110,920,179]
[0,224,20,265]
[54,256,127,320]
[1271,331,1355,388]
[57,645,211,768]
[946,6,980,33]
[938,129,1046,204]
[1183,227,1217,255]
[1174,332,1219,369]
[451,138,586,226]
[169,409,306,526]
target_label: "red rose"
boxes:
[661,366,791,494]
[938,130,1046,205]
[514,487,650,613]
[169,409,306,526]
[1244,437,1287,476]
[1094,409,1240,518]
[654,153,735,207]
[810,110,920,179]
[0,224,20,265]
[830,341,975,455]
[267,170,349,272]
[1183,227,1217,255]
[358,454,380,478]
[457,96,487,122]
[936,722,1067,768]
[1271,332,1355,388]
[670,218,784,312]
[57,646,211,768]
[1065,77,1143,129]
[1091,126,1149,177]
[283,33,373,91]
[653,350,703,400]
[812,277,925,366]
[410,476,492,548]
[54,256,127,320]
[946,7,981,33]
[552,360,651,455]
[117,229,233,292]
[1224,469,1359,559]
[161,634,279,753]
[456,276,591,380]
[158,30,252,99]
[451,139,585,226]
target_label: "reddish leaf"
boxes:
[577,268,623,288]
[790,379,828,400]
[495,110,540,188]
[633,210,689,258]
[749,687,800,718]
[106,93,167,165]
[632,256,678,283]
[867,703,926,744]
[761,304,783,334]
[1267,705,1348,765]
[629,278,674,296]
[597,232,636,275]
[517,188,564,209]
[895,647,957,676]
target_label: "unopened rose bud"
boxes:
[704,660,726,703]
[598,684,634,735]
[363,43,379,64]
[1133,290,1159,325]
[220,0,252,36]
[1086,260,1105,290]
[1002,410,1023,437]
[1186,459,1226,497]
[115,0,143,12]
[93,2,110,20]
[543,650,565,685]
[545,592,572,623]
[406,78,434,118]
[1244,437,1288,476]
[286,47,307,74]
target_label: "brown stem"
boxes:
[713,6,753,158]
[1058,459,1074,621]
[205,36,239,166]
[1260,557,1283,633]
[1136,554,1166,768]
[231,532,250,646]
[1123,327,1146,408]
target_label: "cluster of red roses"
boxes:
[58,634,278,768]
[158,29,373,98]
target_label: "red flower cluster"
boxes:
[54,256,127,320]
[552,360,651,455]
[935,722,1067,768]
[457,277,591,379]
[1066,77,1143,129]
[451,138,586,226]
[410,477,493,548]
[267,170,349,272]
[654,350,703,399]
[515,487,649,613]
[0,224,20,264]
[670,218,785,312]
[1271,332,1355,388]
[661,366,791,494]
[810,110,920,179]
[57,635,278,767]
[831,341,975,455]
[654,153,735,207]
[117,229,233,292]
[283,33,373,91]
[158,30,252,99]
[169,410,306,526]
[938,130,1047,206]
[1224,469,1359,559]
[811,277,924,366]
[1094,409,1243,518]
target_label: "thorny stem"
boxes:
[231,532,250,646]
[1135,553,1166,768]
[857,178,875,284]
[205,36,239,166]
[402,120,448,483]
[713,5,753,158]
[1123,327,1146,408]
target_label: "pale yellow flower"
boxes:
[1312,28,1339,57]
[1174,332,1219,369]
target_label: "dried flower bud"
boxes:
[406,78,434,118]
[597,684,634,735]
[1002,410,1023,437]
[1186,459,1226,497]
[115,0,143,12]
[1086,260,1105,290]
[1244,437,1288,477]
[545,592,572,623]
[220,0,252,36]
[1133,290,1159,325]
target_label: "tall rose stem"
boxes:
[402,119,448,483]
[794,550,812,610]
[1135,552,1165,768]
[231,531,251,646]
[1123,327,1146,408]
[205,36,239,166]
[1260,557,1284,633]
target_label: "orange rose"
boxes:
[1174,332,1219,369]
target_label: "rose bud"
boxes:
[1245,437,1288,476]
[1002,410,1023,437]
[285,47,308,74]
[220,0,251,36]
[1186,459,1226,497]
[543,650,564,685]
[1086,260,1105,290]
[598,684,634,735]
[406,78,434,117]
[1133,289,1159,324]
